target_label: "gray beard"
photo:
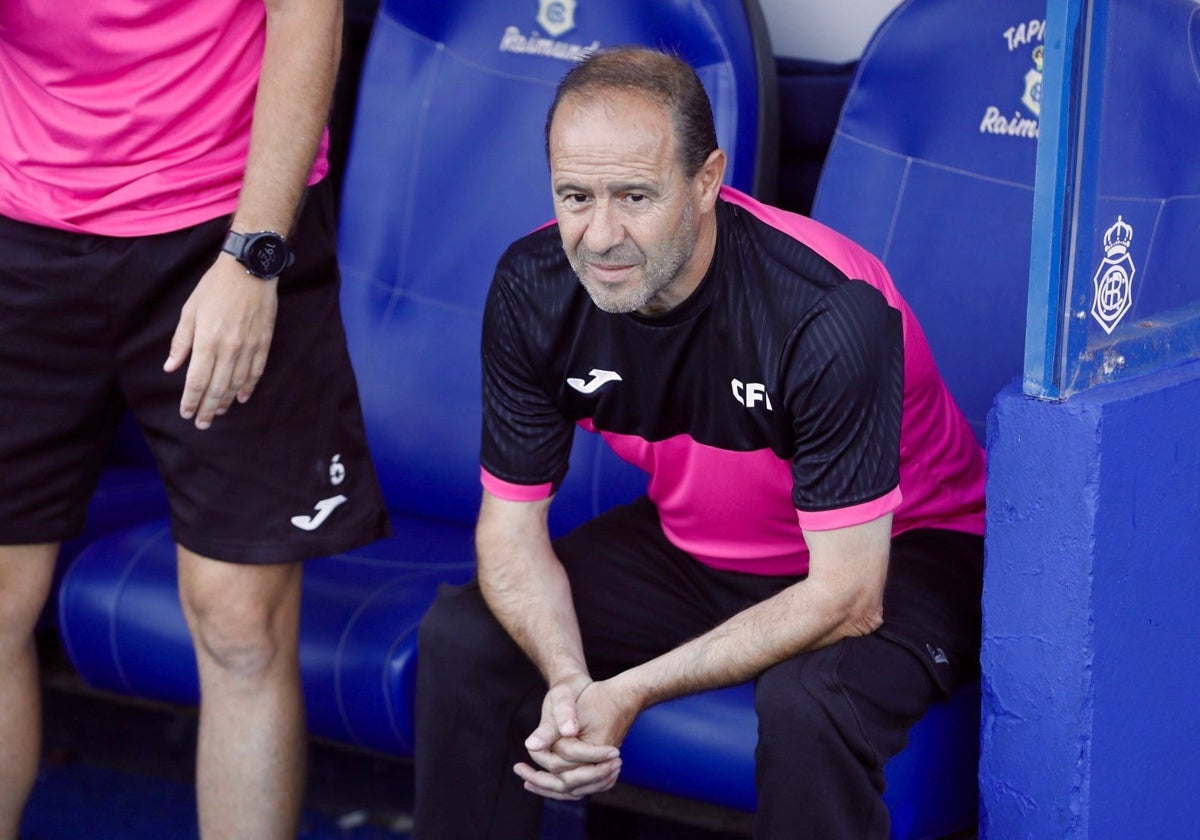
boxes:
[568,203,698,315]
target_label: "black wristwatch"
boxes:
[222,229,295,279]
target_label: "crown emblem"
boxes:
[1091,215,1136,335]
[1103,215,1133,257]
[1032,44,1045,72]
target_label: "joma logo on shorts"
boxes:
[291,495,347,531]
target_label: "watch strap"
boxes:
[221,229,294,279]
[222,229,249,260]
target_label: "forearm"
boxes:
[475,497,588,687]
[616,578,879,708]
[234,0,342,234]
[612,517,892,712]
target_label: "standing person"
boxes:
[414,47,985,839]
[0,2,389,837]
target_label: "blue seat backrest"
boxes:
[338,0,776,530]
[811,0,1043,441]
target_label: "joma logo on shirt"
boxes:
[567,368,622,394]
[732,379,773,411]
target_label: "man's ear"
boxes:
[694,149,728,211]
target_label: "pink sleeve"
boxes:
[795,486,903,532]
[480,467,555,501]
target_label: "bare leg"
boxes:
[177,546,306,840]
[0,543,58,840]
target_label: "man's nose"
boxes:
[582,200,624,255]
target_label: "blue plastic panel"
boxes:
[1025,0,1200,399]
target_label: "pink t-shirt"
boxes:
[0,0,329,236]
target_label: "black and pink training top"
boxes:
[480,186,985,577]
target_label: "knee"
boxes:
[0,586,42,641]
[754,650,845,755]
[183,589,297,679]
[191,611,286,678]
[755,645,887,778]
[0,544,57,641]
[178,552,302,679]
[755,659,826,739]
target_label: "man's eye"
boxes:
[626,194,647,204]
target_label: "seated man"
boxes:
[414,47,985,840]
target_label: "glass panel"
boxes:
[1025,0,1200,400]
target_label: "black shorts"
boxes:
[0,179,390,563]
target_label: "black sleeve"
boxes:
[782,278,904,514]
[479,260,575,494]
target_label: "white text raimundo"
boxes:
[499,27,599,62]
[979,108,1039,138]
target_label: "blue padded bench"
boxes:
[57,0,1040,836]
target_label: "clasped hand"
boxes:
[513,674,637,801]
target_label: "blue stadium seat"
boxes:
[812,0,1041,443]
[59,0,775,758]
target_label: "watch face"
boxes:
[246,235,288,277]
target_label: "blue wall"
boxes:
[981,360,1200,838]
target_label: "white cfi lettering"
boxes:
[731,379,773,411]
